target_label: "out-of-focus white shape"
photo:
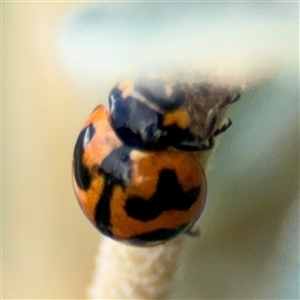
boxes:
[55,2,298,95]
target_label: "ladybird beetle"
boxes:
[73,78,240,246]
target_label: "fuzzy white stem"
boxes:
[89,236,186,299]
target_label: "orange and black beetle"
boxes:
[73,78,240,246]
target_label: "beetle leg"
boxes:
[218,94,241,110]
[202,94,240,140]
[185,226,201,237]
[214,118,232,136]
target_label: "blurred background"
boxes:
[2,2,299,299]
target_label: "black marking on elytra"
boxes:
[125,169,201,222]
[109,87,189,150]
[73,125,95,190]
[100,146,133,187]
[128,223,190,245]
[94,146,133,236]
[134,78,185,111]
[94,173,115,238]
